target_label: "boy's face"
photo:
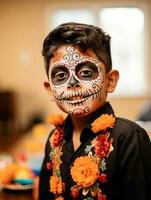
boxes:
[46,45,109,118]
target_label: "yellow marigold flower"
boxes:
[71,156,99,187]
[47,114,64,126]
[50,176,64,195]
[91,114,115,133]
[55,196,64,200]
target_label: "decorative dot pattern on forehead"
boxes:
[63,46,80,67]
[50,46,104,70]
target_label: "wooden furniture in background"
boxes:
[0,91,16,134]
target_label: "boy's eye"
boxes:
[78,69,93,78]
[76,61,99,81]
[51,66,69,85]
[54,71,68,82]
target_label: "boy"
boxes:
[39,22,151,200]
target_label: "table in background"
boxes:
[0,189,33,200]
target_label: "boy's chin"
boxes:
[58,102,103,118]
[58,106,89,118]
[70,108,88,118]
[61,107,97,118]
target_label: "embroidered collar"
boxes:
[47,102,115,200]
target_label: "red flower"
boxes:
[47,161,53,170]
[95,133,113,158]
[70,185,79,199]
[52,128,63,147]
[97,192,107,200]
[98,173,107,183]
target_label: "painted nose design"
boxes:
[67,74,80,89]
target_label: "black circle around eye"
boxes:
[51,66,69,85]
[76,61,99,81]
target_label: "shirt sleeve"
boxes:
[138,127,151,200]
[118,125,151,200]
[38,133,55,200]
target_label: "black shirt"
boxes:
[39,102,151,200]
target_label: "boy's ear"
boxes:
[106,70,119,93]
[44,81,51,92]
[43,81,55,101]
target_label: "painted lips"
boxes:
[55,83,102,106]
[56,90,101,106]
[65,96,89,105]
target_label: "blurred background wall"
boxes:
[0,0,151,131]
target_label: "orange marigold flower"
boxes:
[47,114,64,127]
[71,156,99,187]
[50,176,64,195]
[91,114,115,133]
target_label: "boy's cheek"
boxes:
[51,87,64,99]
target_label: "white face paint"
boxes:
[49,45,107,118]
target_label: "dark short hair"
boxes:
[42,22,112,75]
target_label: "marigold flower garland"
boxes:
[47,114,65,199]
[47,114,115,200]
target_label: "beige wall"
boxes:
[0,0,151,129]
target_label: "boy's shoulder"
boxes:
[116,117,140,128]
[113,116,148,139]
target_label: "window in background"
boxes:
[50,7,146,96]
[51,9,95,29]
[100,8,145,96]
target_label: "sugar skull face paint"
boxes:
[49,45,107,118]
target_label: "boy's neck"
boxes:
[71,115,87,134]
[71,116,87,151]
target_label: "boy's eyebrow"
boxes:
[51,63,67,69]
[51,60,99,70]
[75,60,98,68]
